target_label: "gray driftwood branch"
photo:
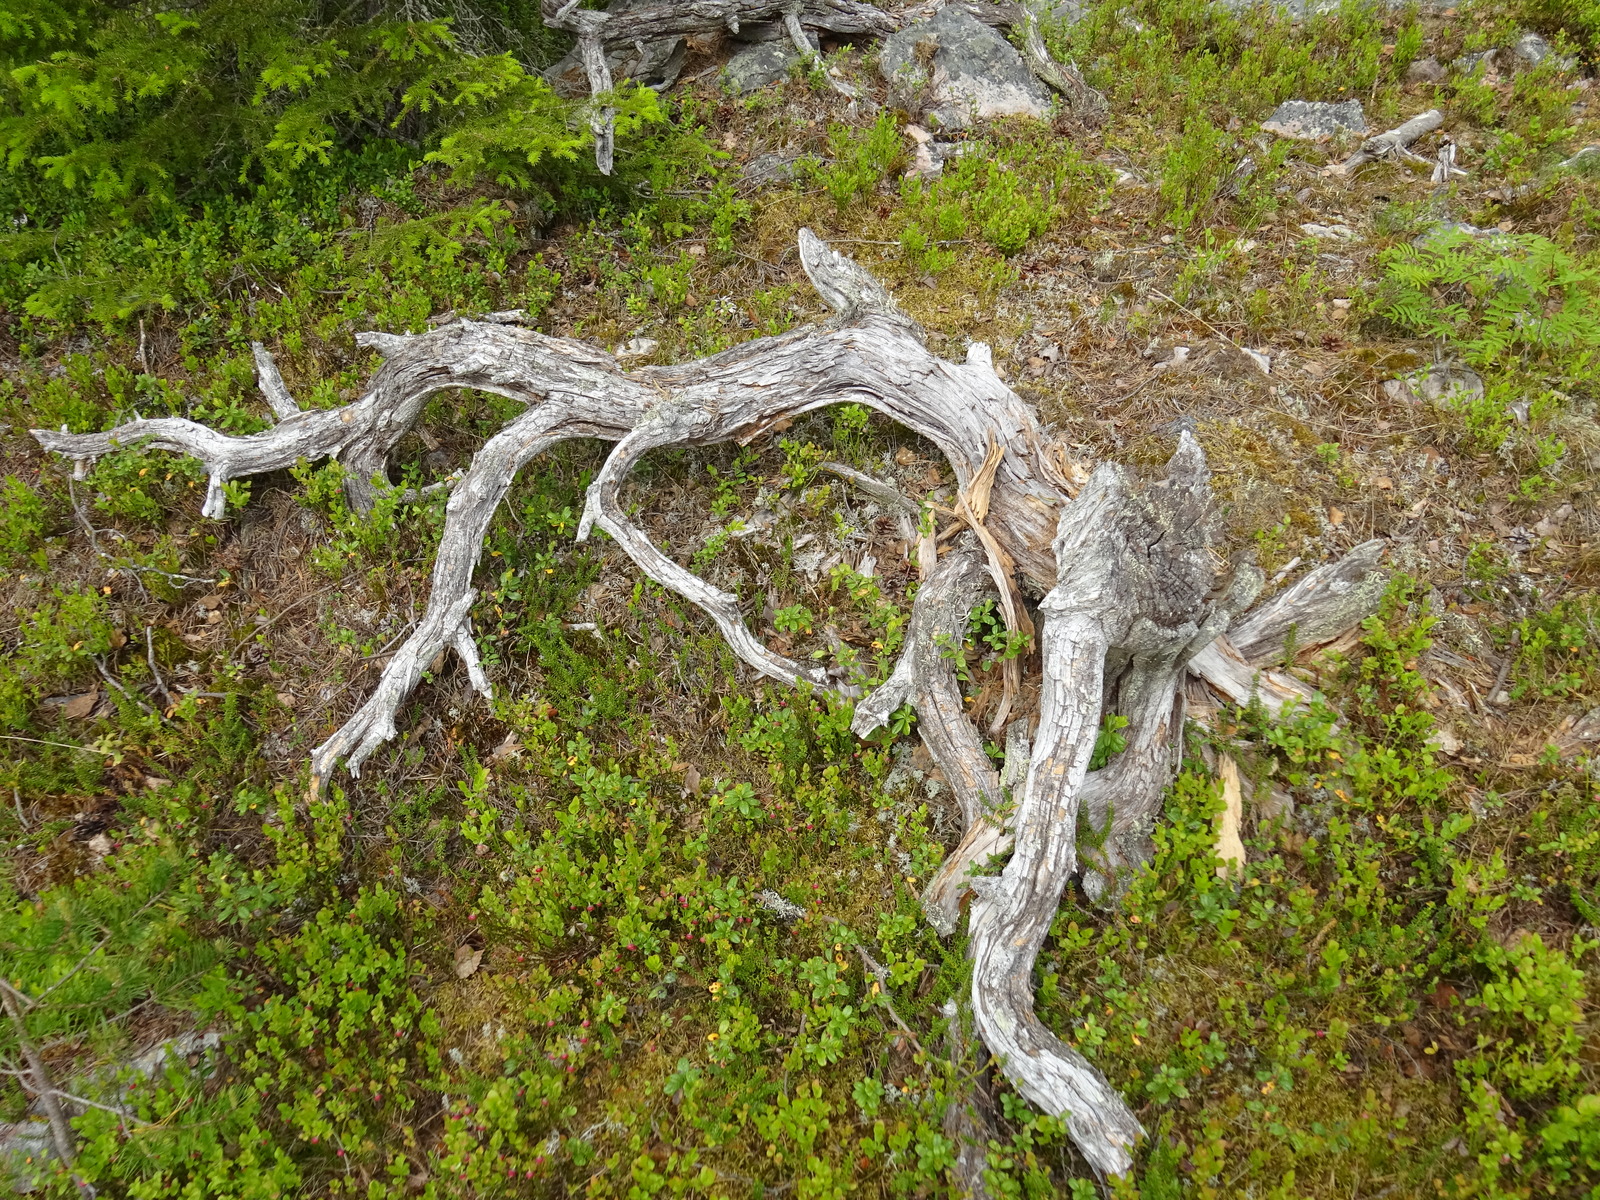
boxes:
[31,229,1386,1180]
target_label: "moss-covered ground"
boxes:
[4,0,1600,1195]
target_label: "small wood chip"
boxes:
[1214,752,1246,879]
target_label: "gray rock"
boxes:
[1024,0,1088,27]
[1412,222,1517,252]
[741,152,802,185]
[1454,49,1497,76]
[1299,221,1355,239]
[1261,99,1367,141]
[545,36,687,98]
[1507,31,1574,70]
[1511,32,1551,67]
[1388,364,1485,408]
[722,34,816,94]
[0,1121,53,1193]
[879,5,1052,131]
[1405,56,1445,84]
[1558,145,1600,175]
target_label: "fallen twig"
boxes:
[1329,109,1444,175]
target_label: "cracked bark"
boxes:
[31,229,1387,1180]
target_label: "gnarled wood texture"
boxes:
[32,230,1387,1180]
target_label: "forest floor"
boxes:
[3,1,1600,1197]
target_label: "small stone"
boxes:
[1393,364,1485,407]
[1300,222,1356,239]
[722,35,814,95]
[1261,99,1367,141]
[904,140,940,180]
[1429,724,1462,755]
[1558,146,1600,175]
[1024,0,1088,27]
[62,690,98,719]
[1406,56,1446,84]
[1508,31,1563,71]
[740,153,800,185]
[1414,221,1500,247]
[1534,505,1573,539]
[1242,348,1271,374]
[615,337,660,360]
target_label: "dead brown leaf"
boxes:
[62,691,98,720]
[454,944,484,979]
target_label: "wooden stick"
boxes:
[1,983,80,1177]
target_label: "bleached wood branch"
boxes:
[542,2,617,173]
[566,0,897,43]
[1016,2,1107,123]
[855,543,1002,927]
[1330,109,1444,175]
[969,438,1226,1178]
[784,3,861,97]
[251,342,300,421]
[1,984,80,1178]
[30,229,1391,1178]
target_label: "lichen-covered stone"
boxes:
[722,34,816,94]
[1405,56,1445,84]
[1262,99,1367,141]
[879,5,1052,131]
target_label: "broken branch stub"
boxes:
[1226,538,1386,666]
[1331,109,1444,175]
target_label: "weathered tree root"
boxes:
[32,230,1388,1179]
